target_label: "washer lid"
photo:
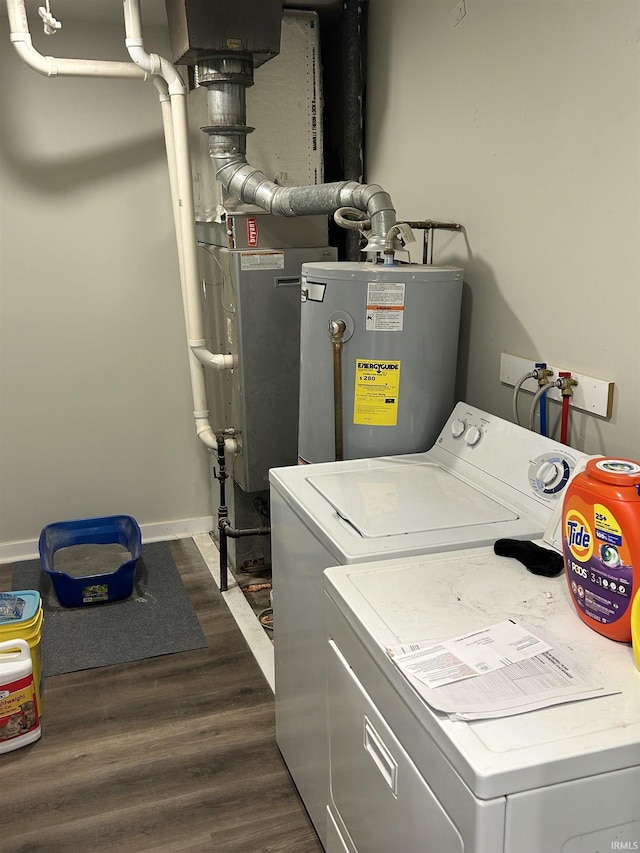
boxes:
[307,462,518,538]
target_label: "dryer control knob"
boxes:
[465,426,482,447]
[451,419,466,438]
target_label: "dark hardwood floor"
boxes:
[0,538,322,853]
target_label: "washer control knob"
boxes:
[464,426,482,447]
[451,419,466,438]
[537,460,559,486]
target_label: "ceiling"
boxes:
[8,1,340,29]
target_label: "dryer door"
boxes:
[327,640,464,853]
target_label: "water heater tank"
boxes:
[298,261,463,463]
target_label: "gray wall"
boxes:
[0,17,212,556]
[367,0,639,458]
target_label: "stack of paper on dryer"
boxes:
[387,619,617,721]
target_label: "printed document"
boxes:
[387,621,616,720]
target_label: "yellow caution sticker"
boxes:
[353,359,401,426]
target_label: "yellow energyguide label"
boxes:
[353,359,401,426]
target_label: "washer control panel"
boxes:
[437,402,586,505]
[464,425,483,447]
[451,418,466,439]
[450,418,484,446]
[528,452,573,498]
[447,412,489,449]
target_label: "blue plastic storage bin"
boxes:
[38,515,142,607]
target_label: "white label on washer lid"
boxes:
[365,281,405,331]
[240,251,285,270]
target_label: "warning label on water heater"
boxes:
[365,281,405,331]
[353,359,401,426]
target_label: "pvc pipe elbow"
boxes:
[194,417,238,455]
[161,60,186,96]
[153,77,170,98]
[193,414,216,449]
[196,429,217,450]
[10,34,56,76]
[125,40,157,75]
[11,33,148,80]
[191,345,235,371]
[126,42,186,94]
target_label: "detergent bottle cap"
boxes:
[586,458,640,488]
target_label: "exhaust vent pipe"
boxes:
[196,54,398,256]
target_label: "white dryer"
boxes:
[323,545,640,853]
[269,402,590,846]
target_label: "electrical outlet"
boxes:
[500,353,615,418]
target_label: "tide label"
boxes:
[565,508,594,563]
[564,495,632,626]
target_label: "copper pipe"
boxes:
[329,320,347,462]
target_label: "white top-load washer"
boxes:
[269,402,591,846]
[323,542,640,853]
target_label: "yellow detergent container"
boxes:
[632,590,640,671]
[0,591,44,716]
[0,638,41,753]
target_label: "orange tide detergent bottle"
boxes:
[562,458,640,642]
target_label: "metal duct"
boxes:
[196,53,397,255]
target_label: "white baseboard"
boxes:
[0,516,215,565]
[192,533,275,693]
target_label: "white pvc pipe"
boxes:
[9,36,148,78]
[6,0,147,79]
[6,0,236,453]
[154,82,221,451]
[122,0,237,452]
[126,42,185,95]
[154,78,230,369]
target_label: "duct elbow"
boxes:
[359,184,394,214]
[364,186,397,254]
[215,159,277,212]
